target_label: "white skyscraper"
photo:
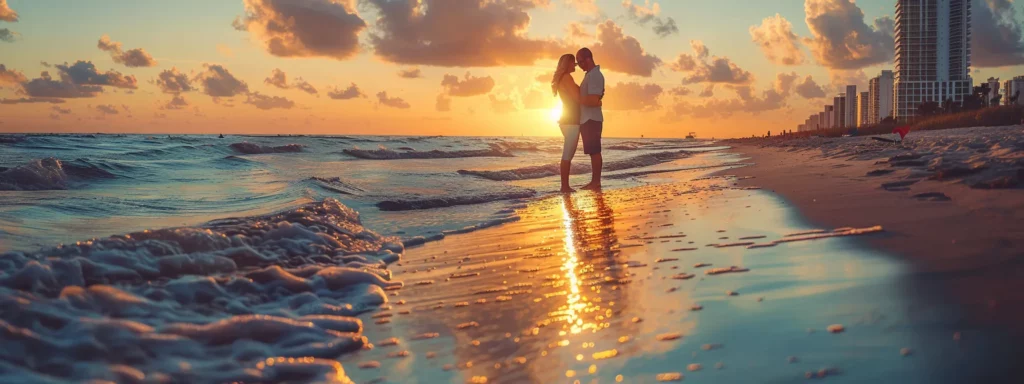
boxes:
[869,70,895,124]
[858,92,870,127]
[894,0,972,121]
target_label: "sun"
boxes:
[549,99,563,122]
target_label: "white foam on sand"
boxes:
[0,198,402,383]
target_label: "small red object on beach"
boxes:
[893,126,910,140]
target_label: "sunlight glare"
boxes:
[550,100,563,122]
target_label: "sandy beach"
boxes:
[724,125,1024,336]
[336,161,1016,383]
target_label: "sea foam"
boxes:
[0,198,401,383]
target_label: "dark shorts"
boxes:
[581,119,603,155]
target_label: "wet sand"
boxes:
[339,168,1013,383]
[724,127,1024,338]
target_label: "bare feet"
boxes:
[560,186,576,193]
[580,182,602,191]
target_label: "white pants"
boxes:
[560,124,580,161]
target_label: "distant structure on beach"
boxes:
[845,85,858,127]
[868,70,894,124]
[894,0,972,121]
[1004,76,1024,106]
[833,94,847,129]
[857,92,870,127]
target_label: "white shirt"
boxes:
[579,65,604,123]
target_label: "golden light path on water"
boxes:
[559,196,585,336]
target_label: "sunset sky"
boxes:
[1,0,1023,138]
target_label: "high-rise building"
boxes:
[868,70,895,124]
[845,85,858,126]
[824,106,834,129]
[818,112,826,130]
[833,95,847,128]
[894,0,972,121]
[986,77,1000,106]
[858,92,870,127]
[1004,76,1024,105]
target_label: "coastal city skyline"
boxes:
[2,0,1024,138]
[798,0,1023,133]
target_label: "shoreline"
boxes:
[718,126,1024,336]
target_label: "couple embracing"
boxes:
[551,47,604,193]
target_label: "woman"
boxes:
[552,53,583,193]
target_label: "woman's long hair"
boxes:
[551,54,575,96]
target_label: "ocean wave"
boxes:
[0,198,403,383]
[308,177,366,195]
[376,190,536,211]
[0,158,117,191]
[0,135,26,144]
[343,144,513,160]
[230,142,305,155]
[458,150,693,181]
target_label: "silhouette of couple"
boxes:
[551,47,604,193]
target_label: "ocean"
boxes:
[0,133,728,253]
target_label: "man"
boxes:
[576,47,604,190]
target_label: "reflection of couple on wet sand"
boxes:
[551,47,605,193]
[562,192,618,261]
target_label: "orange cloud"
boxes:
[365,0,567,67]
[234,0,366,60]
[803,0,893,70]
[586,20,662,77]
[749,14,804,66]
[97,35,158,68]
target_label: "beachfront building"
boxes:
[894,0,973,121]
[833,95,847,128]
[824,105,834,129]
[845,85,858,126]
[868,70,895,124]
[1003,76,1024,106]
[818,112,826,130]
[986,77,1000,106]
[858,92,870,127]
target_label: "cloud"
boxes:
[264,68,288,89]
[803,0,893,69]
[774,72,799,94]
[327,83,364,100]
[435,94,451,111]
[652,18,679,38]
[441,72,495,97]
[193,64,249,98]
[163,94,189,110]
[488,94,517,114]
[566,22,593,42]
[56,61,138,89]
[22,71,102,98]
[263,68,318,95]
[52,106,72,114]
[398,68,422,79]
[365,0,567,67]
[972,0,1024,67]
[245,92,295,110]
[376,91,410,109]
[586,20,662,77]
[155,67,194,94]
[97,35,158,68]
[750,14,805,65]
[669,86,691,96]
[0,28,17,43]
[622,1,678,37]
[0,64,26,86]
[793,75,826,98]
[670,41,754,85]
[0,0,17,22]
[698,84,714,97]
[666,72,802,120]
[603,82,663,111]
[96,104,119,115]
[234,0,366,60]
[0,97,66,104]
